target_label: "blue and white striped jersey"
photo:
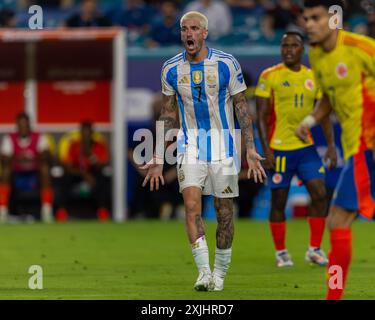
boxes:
[161,48,247,161]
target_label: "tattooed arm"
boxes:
[233,91,266,183]
[141,94,179,191]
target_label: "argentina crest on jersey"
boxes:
[192,70,203,85]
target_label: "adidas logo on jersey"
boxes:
[178,76,189,85]
[222,186,233,194]
[282,81,290,87]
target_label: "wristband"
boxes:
[301,115,317,128]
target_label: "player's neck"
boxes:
[186,46,209,63]
[320,30,339,52]
[284,63,301,72]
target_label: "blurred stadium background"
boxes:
[2,0,371,222]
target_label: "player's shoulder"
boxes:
[260,63,285,79]
[210,48,241,70]
[341,30,375,56]
[301,64,314,75]
[161,52,185,73]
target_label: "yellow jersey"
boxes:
[255,63,321,151]
[309,30,375,160]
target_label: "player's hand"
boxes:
[246,149,266,183]
[140,157,164,191]
[324,145,337,170]
[263,149,275,170]
[295,125,310,143]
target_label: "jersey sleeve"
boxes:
[313,73,323,100]
[228,57,247,96]
[357,36,375,78]
[37,134,50,153]
[161,64,176,96]
[0,135,13,157]
[255,70,272,98]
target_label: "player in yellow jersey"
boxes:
[256,32,337,268]
[297,0,375,300]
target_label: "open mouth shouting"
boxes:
[186,39,195,51]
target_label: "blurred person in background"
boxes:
[64,0,112,27]
[257,14,283,44]
[145,0,181,48]
[114,0,155,44]
[55,121,111,221]
[268,0,302,30]
[256,32,337,268]
[20,0,74,8]
[0,113,54,223]
[184,0,232,40]
[226,0,257,9]
[0,8,16,27]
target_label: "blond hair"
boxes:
[180,11,208,30]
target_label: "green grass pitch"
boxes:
[0,219,374,300]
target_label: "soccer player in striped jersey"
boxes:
[256,32,337,268]
[141,11,266,291]
[297,0,375,300]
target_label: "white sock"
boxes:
[0,206,8,222]
[41,204,53,222]
[213,247,232,279]
[191,235,210,273]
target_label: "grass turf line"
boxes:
[0,219,373,300]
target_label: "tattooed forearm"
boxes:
[233,92,255,150]
[158,116,177,132]
[159,94,179,131]
[214,198,234,249]
[154,94,179,156]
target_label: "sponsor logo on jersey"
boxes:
[178,75,189,85]
[206,73,217,86]
[319,166,325,174]
[336,63,348,79]
[282,81,290,87]
[178,170,185,182]
[272,173,283,184]
[221,186,233,194]
[237,73,244,84]
[305,79,315,91]
[258,83,266,91]
[192,71,203,84]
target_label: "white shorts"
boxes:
[176,154,239,198]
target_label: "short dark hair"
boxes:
[81,121,93,130]
[283,31,305,43]
[16,112,30,122]
[304,0,345,10]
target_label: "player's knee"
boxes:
[310,187,327,203]
[184,199,200,215]
[271,198,286,215]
